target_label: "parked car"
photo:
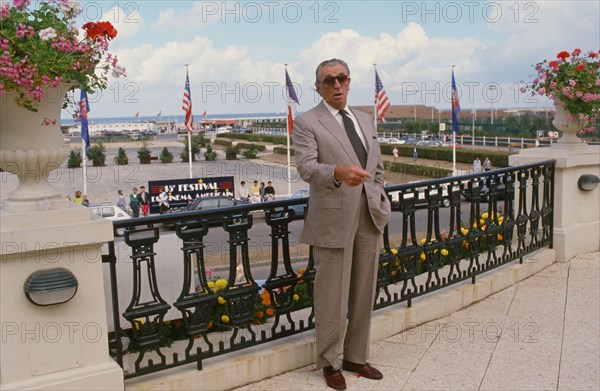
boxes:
[461,174,509,202]
[285,188,309,219]
[388,182,450,210]
[442,141,462,148]
[162,195,248,229]
[416,140,443,147]
[383,137,406,144]
[89,203,131,236]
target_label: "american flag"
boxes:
[452,69,461,133]
[285,69,300,136]
[375,70,391,123]
[182,69,194,134]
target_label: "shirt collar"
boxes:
[322,100,350,118]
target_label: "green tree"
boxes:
[180,136,200,162]
[67,150,82,168]
[114,147,129,165]
[204,143,217,161]
[86,143,106,167]
[160,147,173,163]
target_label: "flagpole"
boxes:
[82,139,87,195]
[451,65,457,176]
[284,64,292,197]
[184,64,193,179]
[373,64,378,130]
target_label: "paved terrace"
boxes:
[125,251,599,391]
[235,252,599,391]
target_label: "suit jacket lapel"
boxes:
[316,102,361,167]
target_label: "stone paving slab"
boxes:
[236,252,599,391]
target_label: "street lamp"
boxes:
[414,88,419,121]
[488,85,497,128]
[471,109,476,147]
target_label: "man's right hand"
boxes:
[334,165,372,186]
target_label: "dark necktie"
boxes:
[339,110,367,168]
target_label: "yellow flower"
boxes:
[481,212,489,219]
[461,227,469,236]
[391,248,398,255]
[221,315,230,323]
[498,216,504,224]
[420,238,426,245]
[207,281,215,289]
[420,252,426,261]
[480,219,485,227]
[134,318,145,330]
[391,271,397,277]
[293,294,300,301]
[217,296,227,305]
[441,249,449,256]
[394,261,400,267]
[215,279,227,289]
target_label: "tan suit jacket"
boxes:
[293,102,391,248]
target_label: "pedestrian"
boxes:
[259,181,266,202]
[413,145,418,162]
[157,186,169,214]
[484,157,492,171]
[138,185,150,216]
[238,180,249,202]
[293,58,391,390]
[264,181,276,201]
[81,194,90,207]
[73,190,83,204]
[473,157,482,173]
[116,190,127,212]
[392,146,398,161]
[250,180,261,203]
[129,187,140,217]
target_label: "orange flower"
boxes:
[265,308,274,316]
[261,298,271,306]
[497,234,503,241]
[256,311,264,319]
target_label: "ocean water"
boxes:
[61,112,286,126]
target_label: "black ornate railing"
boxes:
[103,160,554,379]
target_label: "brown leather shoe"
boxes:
[323,366,346,390]
[342,360,383,380]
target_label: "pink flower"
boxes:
[12,0,31,11]
[39,27,57,41]
[538,87,546,95]
[0,3,10,20]
[568,79,576,87]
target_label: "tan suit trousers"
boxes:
[313,193,381,369]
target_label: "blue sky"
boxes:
[74,1,600,118]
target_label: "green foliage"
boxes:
[159,147,173,163]
[225,145,241,155]
[137,144,151,160]
[379,144,511,168]
[219,132,289,145]
[85,143,106,167]
[243,146,258,159]
[383,161,452,178]
[213,139,233,148]
[67,150,82,168]
[114,147,128,165]
[180,136,200,162]
[237,143,266,152]
[204,144,217,161]
[273,146,294,155]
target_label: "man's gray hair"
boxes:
[315,59,350,83]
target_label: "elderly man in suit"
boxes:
[293,59,391,390]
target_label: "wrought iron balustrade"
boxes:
[103,159,555,379]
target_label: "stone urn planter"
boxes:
[0,85,71,211]
[552,98,583,144]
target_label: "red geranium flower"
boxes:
[575,64,586,71]
[82,21,117,41]
[557,51,570,60]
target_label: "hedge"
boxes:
[220,132,289,145]
[380,143,511,168]
[384,161,452,178]
[273,146,294,155]
[236,143,267,152]
[213,139,233,148]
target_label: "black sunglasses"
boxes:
[320,75,350,87]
